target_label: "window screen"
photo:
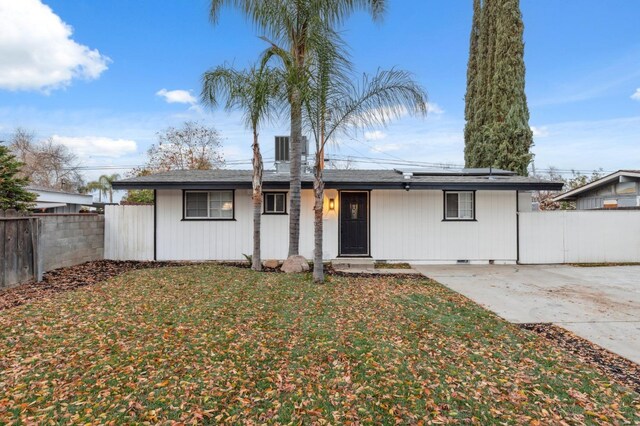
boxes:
[185,192,208,218]
[444,191,474,220]
[185,191,233,219]
[264,192,286,214]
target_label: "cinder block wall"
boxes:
[38,214,105,271]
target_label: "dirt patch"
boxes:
[547,284,636,313]
[374,262,412,269]
[327,265,423,280]
[520,323,640,393]
[0,260,194,311]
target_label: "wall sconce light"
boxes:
[328,198,335,210]
[404,182,410,191]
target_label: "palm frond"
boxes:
[325,68,428,142]
[201,64,285,131]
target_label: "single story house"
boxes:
[113,166,561,264]
[553,170,640,209]
[27,186,94,213]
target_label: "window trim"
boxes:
[182,189,236,221]
[263,191,288,215]
[442,190,477,222]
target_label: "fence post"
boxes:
[33,217,44,281]
[3,209,19,286]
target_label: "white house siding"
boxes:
[155,189,516,262]
[370,190,517,263]
[155,189,338,261]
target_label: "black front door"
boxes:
[340,192,369,256]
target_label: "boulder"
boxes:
[262,259,280,269]
[281,255,310,273]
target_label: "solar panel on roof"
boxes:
[394,168,516,176]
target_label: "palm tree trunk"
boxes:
[313,112,327,283]
[288,87,302,257]
[109,189,113,204]
[312,147,325,283]
[252,129,263,271]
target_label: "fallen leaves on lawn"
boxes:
[520,323,640,394]
[0,264,638,424]
[0,260,193,311]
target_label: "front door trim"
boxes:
[338,190,371,257]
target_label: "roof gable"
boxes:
[553,170,640,202]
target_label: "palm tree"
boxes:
[201,65,283,271]
[210,0,386,258]
[85,180,105,203]
[305,56,428,281]
[98,173,120,204]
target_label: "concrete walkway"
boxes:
[413,264,640,364]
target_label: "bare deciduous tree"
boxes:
[9,128,84,192]
[147,121,225,171]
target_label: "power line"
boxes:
[324,154,614,176]
[57,157,266,171]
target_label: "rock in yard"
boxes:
[281,255,310,273]
[262,259,280,269]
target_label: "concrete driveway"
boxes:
[413,264,640,364]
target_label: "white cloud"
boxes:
[631,88,640,101]
[370,143,402,153]
[0,0,109,92]
[427,102,444,115]
[156,89,197,105]
[51,135,137,158]
[364,130,387,141]
[531,126,550,138]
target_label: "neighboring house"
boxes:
[553,170,640,210]
[27,186,94,213]
[113,147,561,264]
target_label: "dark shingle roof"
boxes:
[113,169,563,191]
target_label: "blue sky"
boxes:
[1,0,639,183]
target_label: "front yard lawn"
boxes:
[0,264,638,424]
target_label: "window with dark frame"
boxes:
[184,190,234,219]
[264,192,287,214]
[444,191,475,220]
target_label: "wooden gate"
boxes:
[0,210,42,288]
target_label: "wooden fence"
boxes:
[1,211,105,289]
[0,210,42,288]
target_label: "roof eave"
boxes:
[113,180,563,191]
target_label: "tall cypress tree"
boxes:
[489,0,533,175]
[0,144,36,211]
[464,0,533,175]
[463,0,481,164]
